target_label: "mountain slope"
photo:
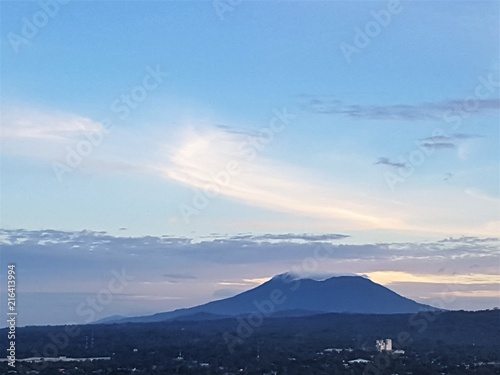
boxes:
[103,273,437,324]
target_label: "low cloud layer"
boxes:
[1,229,498,326]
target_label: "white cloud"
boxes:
[2,108,497,238]
[1,107,102,141]
[1,107,107,160]
[162,126,404,231]
[161,126,500,237]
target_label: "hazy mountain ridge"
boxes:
[99,274,437,324]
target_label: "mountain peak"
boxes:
[272,271,367,282]
[102,272,438,324]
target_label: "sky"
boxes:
[0,0,499,326]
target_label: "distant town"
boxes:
[2,310,499,375]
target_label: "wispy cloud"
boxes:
[162,126,403,231]
[163,273,197,280]
[374,157,408,169]
[215,124,263,138]
[365,271,500,285]
[0,106,162,178]
[162,126,498,237]
[227,233,349,242]
[0,107,108,162]
[444,172,454,181]
[420,133,483,142]
[376,131,485,176]
[1,107,104,142]
[421,142,456,150]
[2,106,496,238]
[451,133,484,140]
[418,132,484,153]
[302,96,500,121]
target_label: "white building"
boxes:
[376,339,393,352]
[385,338,392,351]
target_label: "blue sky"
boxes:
[0,1,499,325]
